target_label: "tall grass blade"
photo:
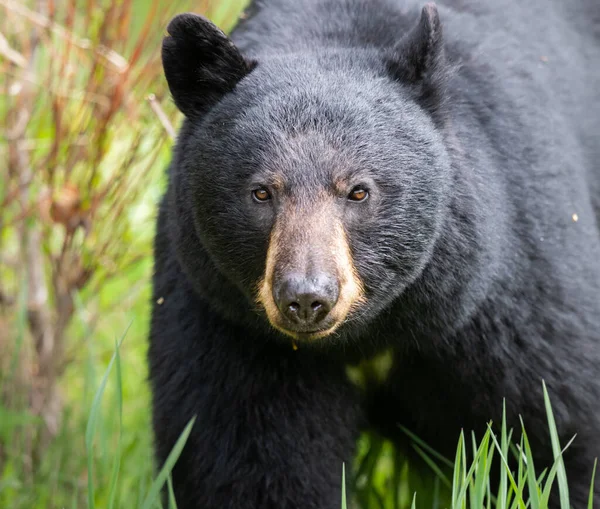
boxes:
[85,324,130,509]
[470,429,494,509]
[542,381,570,509]
[520,418,540,509]
[451,432,464,509]
[342,462,347,509]
[487,424,522,506]
[497,401,509,509]
[413,444,452,489]
[167,474,178,509]
[107,339,124,509]
[476,435,495,509]
[514,434,527,509]
[588,459,597,509]
[540,435,577,507]
[399,425,454,469]
[455,428,493,509]
[141,416,196,509]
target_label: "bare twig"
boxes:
[0,31,27,68]
[147,93,176,140]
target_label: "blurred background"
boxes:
[0,1,438,507]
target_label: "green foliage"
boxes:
[7,333,596,509]
[0,1,249,507]
[349,387,597,509]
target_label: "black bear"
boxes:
[149,0,600,507]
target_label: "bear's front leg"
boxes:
[149,297,360,509]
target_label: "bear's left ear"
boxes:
[387,3,449,120]
[162,13,255,119]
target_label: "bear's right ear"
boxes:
[387,3,450,124]
[162,13,254,119]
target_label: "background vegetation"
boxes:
[0,1,247,507]
[0,1,596,508]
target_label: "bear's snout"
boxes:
[256,207,364,341]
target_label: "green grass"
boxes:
[52,332,600,508]
[346,381,595,509]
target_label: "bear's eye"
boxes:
[348,186,369,202]
[252,187,271,202]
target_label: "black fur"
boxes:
[150,0,600,507]
[162,14,255,119]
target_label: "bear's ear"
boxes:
[162,13,254,119]
[387,3,449,120]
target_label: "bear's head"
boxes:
[162,4,453,343]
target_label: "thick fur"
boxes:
[150,0,600,507]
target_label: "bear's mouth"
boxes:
[273,322,342,341]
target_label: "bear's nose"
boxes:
[274,274,339,329]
